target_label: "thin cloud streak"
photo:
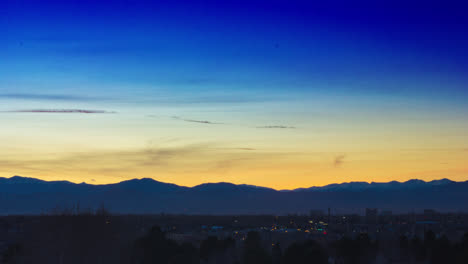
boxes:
[0,93,107,101]
[256,125,296,129]
[172,116,223,125]
[4,109,116,114]
[401,148,468,152]
[149,115,296,130]
[214,147,256,151]
[233,148,256,151]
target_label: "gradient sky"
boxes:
[1,0,468,189]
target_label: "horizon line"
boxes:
[1,175,465,191]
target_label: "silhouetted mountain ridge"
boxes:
[1,176,467,215]
[295,178,457,192]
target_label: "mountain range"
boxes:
[1,176,468,215]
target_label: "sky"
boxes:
[1,0,468,189]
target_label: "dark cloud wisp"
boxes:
[256,125,296,129]
[0,93,107,101]
[333,155,346,168]
[4,109,116,114]
[172,116,223,125]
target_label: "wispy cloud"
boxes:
[214,147,256,151]
[0,144,208,174]
[0,93,106,101]
[333,155,346,168]
[0,144,300,185]
[4,109,116,114]
[172,116,223,125]
[402,148,468,152]
[233,148,256,151]
[256,125,296,129]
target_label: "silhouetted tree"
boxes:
[334,234,377,264]
[408,236,425,261]
[430,235,455,264]
[132,226,198,264]
[398,235,410,260]
[455,232,468,264]
[1,243,22,264]
[283,240,328,264]
[200,236,219,261]
[199,236,235,263]
[168,242,199,264]
[271,243,282,264]
[243,231,271,264]
[424,230,436,244]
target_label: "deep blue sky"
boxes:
[2,0,468,99]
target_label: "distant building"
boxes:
[309,210,324,217]
[366,208,378,225]
[381,210,392,216]
[380,210,393,224]
[423,209,437,221]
